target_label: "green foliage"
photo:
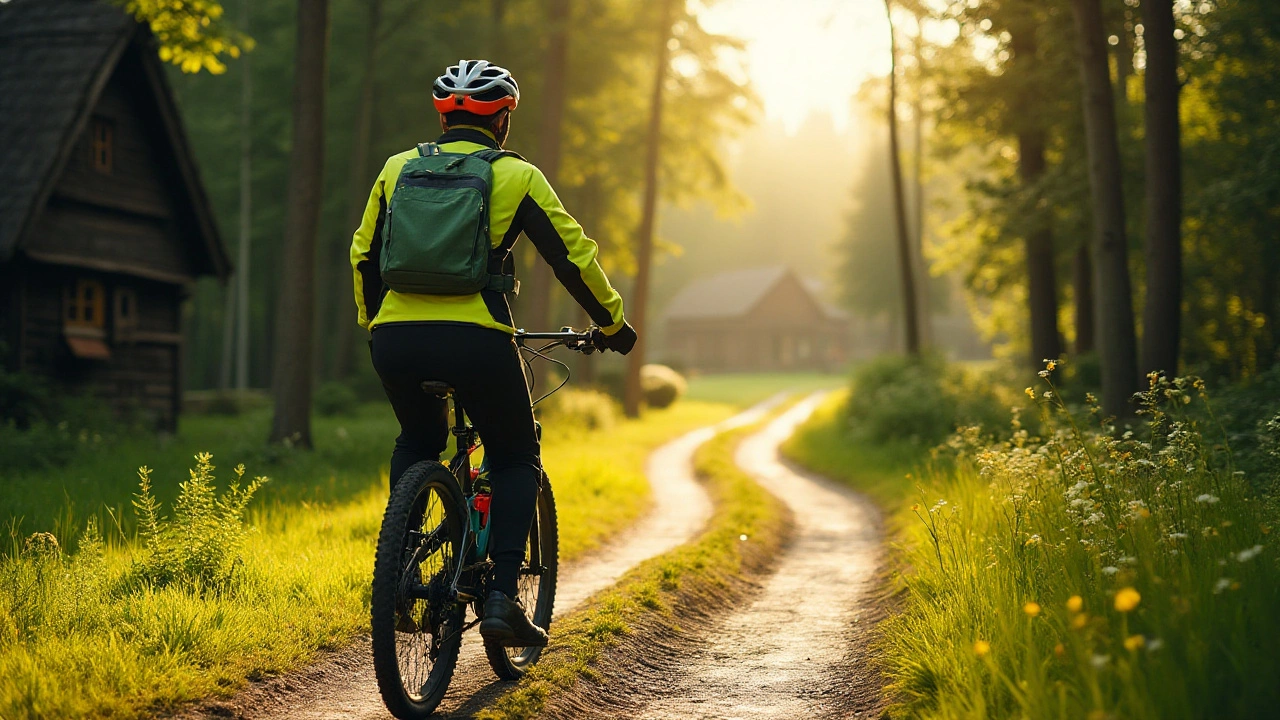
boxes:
[0,365,121,473]
[845,355,1010,446]
[126,455,267,590]
[640,364,687,409]
[312,382,359,418]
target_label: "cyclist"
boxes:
[350,59,637,648]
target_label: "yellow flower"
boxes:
[1054,642,1066,658]
[1067,595,1084,612]
[1023,602,1042,618]
[1025,387,1036,399]
[1046,359,1058,371]
[911,503,921,512]
[1115,587,1141,613]
[1070,613,1090,630]
[974,640,991,657]
[1124,634,1146,652]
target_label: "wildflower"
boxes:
[1090,654,1111,669]
[1237,545,1264,562]
[1102,566,1119,575]
[1025,387,1036,399]
[1025,534,1042,547]
[1262,525,1271,535]
[911,503,920,512]
[1054,642,1066,657]
[1146,638,1165,652]
[1124,634,1146,652]
[1194,494,1220,504]
[1046,359,1058,371]
[1023,602,1041,618]
[1067,595,1084,612]
[739,534,748,541]
[1114,588,1141,613]
[1038,370,1050,378]
[1044,391,1053,399]
[1071,613,1090,630]
[974,640,991,657]
[1213,577,1233,594]
[1168,532,1188,540]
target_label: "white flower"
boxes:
[1086,512,1106,525]
[1102,566,1119,575]
[1213,577,1234,594]
[1195,494,1220,504]
[1090,654,1111,669]
[1169,532,1189,540]
[1146,638,1165,652]
[1236,545,1264,562]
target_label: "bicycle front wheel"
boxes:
[484,474,559,679]
[371,461,466,719]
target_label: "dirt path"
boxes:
[634,394,886,720]
[181,398,780,720]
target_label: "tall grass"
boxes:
[0,399,734,719]
[787,363,1280,718]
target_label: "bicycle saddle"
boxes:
[420,381,454,397]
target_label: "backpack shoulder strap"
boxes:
[416,142,441,157]
[471,148,526,164]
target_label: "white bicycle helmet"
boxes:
[432,59,520,114]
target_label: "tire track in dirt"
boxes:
[634,394,886,720]
[178,397,782,720]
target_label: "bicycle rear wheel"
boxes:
[484,474,559,679]
[371,461,466,719]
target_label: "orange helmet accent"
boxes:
[432,92,518,115]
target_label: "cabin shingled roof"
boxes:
[0,0,135,259]
[664,266,848,322]
[0,0,228,279]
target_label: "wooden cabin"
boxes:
[0,0,229,430]
[663,267,850,372]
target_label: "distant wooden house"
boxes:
[0,0,230,430]
[663,267,850,372]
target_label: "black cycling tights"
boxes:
[370,323,540,599]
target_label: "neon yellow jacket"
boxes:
[350,127,626,334]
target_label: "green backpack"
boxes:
[379,142,521,295]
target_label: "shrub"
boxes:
[845,354,1008,445]
[641,364,687,409]
[537,388,619,432]
[314,381,359,417]
[126,453,267,591]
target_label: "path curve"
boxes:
[636,393,886,720]
[183,398,780,720]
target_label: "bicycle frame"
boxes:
[435,326,596,604]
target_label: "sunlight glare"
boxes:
[699,0,891,135]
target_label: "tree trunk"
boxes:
[1070,0,1139,416]
[524,0,571,333]
[1140,0,1182,377]
[623,0,676,418]
[219,278,235,389]
[330,0,380,381]
[912,23,931,348]
[269,0,329,446]
[884,0,921,356]
[1020,130,1062,366]
[235,0,252,391]
[1010,22,1062,368]
[1073,243,1096,353]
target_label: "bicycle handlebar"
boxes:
[514,326,601,354]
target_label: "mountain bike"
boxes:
[369,326,602,720]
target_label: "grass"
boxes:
[685,372,843,407]
[475,420,792,720]
[0,398,734,719]
[785,370,1280,719]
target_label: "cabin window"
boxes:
[91,118,113,174]
[64,279,106,330]
[113,286,139,340]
